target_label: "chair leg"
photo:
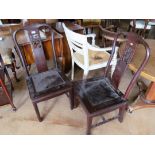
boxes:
[9,100,16,111]
[4,67,14,90]
[11,61,20,82]
[71,61,74,80]
[69,88,74,110]
[86,116,92,135]
[118,105,126,123]
[83,70,89,79]
[0,79,16,111]
[32,102,42,122]
[127,25,131,32]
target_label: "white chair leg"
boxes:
[111,64,116,77]
[71,61,74,80]
[83,70,89,79]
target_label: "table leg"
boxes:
[130,82,155,111]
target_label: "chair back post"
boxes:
[124,37,150,99]
[13,28,30,76]
[104,33,119,77]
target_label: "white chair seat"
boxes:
[74,50,110,66]
[130,20,151,30]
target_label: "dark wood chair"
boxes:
[13,24,74,122]
[99,25,126,47]
[0,55,16,110]
[73,32,150,134]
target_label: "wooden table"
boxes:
[51,22,84,73]
[128,39,155,111]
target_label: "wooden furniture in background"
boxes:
[81,19,101,34]
[13,24,74,121]
[52,22,84,73]
[99,25,126,47]
[0,55,16,110]
[0,29,20,82]
[126,39,155,111]
[63,23,118,79]
[15,27,63,70]
[128,19,155,38]
[74,32,150,134]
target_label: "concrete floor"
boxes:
[0,63,155,135]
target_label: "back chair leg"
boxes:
[69,88,74,110]
[32,102,42,122]
[118,105,126,123]
[86,116,92,135]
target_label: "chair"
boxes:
[128,19,155,38]
[0,21,21,82]
[100,25,126,47]
[102,19,120,32]
[0,54,16,110]
[63,23,118,80]
[13,24,74,122]
[0,48,20,82]
[73,32,150,134]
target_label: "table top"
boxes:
[129,39,155,82]
[51,22,84,34]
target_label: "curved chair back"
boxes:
[13,24,57,77]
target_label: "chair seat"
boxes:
[26,69,71,99]
[130,20,151,30]
[74,49,110,66]
[75,77,126,113]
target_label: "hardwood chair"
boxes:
[13,24,74,122]
[99,25,126,47]
[63,23,119,80]
[102,19,120,32]
[73,32,150,134]
[0,55,16,110]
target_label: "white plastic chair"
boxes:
[63,23,118,79]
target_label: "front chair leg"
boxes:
[32,102,42,122]
[118,104,126,123]
[86,116,92,135]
